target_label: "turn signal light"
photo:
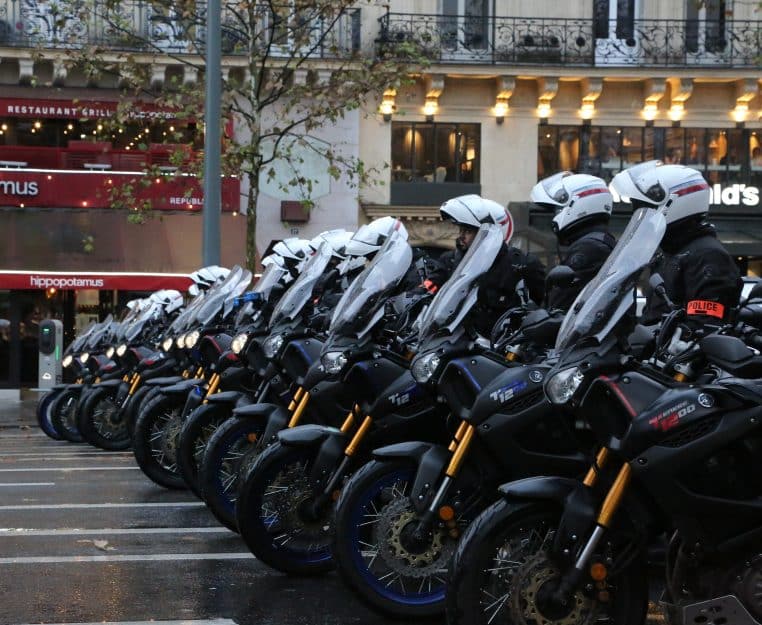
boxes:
[590,562,608,581]
[438,505,455,521]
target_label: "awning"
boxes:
[0,271,193,291]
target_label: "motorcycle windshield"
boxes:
[254,263,288,297]
[194,266,246,327]
[86,315,114,349]
[328,233,413,336]
[269,242,332,327]
[70,320,97,352]
[223,270,253,319]
[124,303,160,343]
[555,207,666,351]
[417,224,505,344]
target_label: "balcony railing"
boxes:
[377,12,762,68]
[0,1,361,58]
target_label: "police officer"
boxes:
[530,172,616,312]
[610,161,741,325]
[439,194,546,335]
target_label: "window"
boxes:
[391,122,480,184]
[538,124,752,186]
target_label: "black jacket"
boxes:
[642,221,741,325]
[548,225,617,313]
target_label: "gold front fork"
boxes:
[345,415,373,456]
[597,463,632,528]
[202,372,220,404]
[446,423,475,478]
[340,405,360,434]
[583,448,610,488]
[288,387,305,412]
[287,392,310,428]
[448,421,469,452]
[128,373,142,395]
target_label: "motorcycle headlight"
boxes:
[162,337,173,352]
[106,347,115,359]
[411,352,441,384]
[231,333,249,355]
[62,355,73,368]
[322,351,348,375]
[263,334,284,359]
[116,344,127,357]
[176,334,186,349]
[186,330,200,349]
[545,366,585,405]
[79,352,90,364]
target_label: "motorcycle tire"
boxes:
[126,384,155,440]
[199,416,266,532]
[50,388,85,443]
[236,441,333,575]
[132,393,187,490]
[177,403,231,498]
[446,500,649,625]
[77,386,131,451]
[37,390,63,440]
[333,458,457,619]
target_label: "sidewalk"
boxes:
[0,390,41,431]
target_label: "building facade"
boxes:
[357,0,762,271]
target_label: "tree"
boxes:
[36,0,424,268]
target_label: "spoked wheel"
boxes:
[177,403,231,499]
[446,501,648,625]
[37,390,62,440]
[132,394,187,489]
[78,387,131,451]
[236,441,333,575]
[50,388,84,443]
[333,459,462,619]
[199,417,266,532]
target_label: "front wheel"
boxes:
[132,394,187,489]
[37,390,62,440]
[199,417,266,532]
[332,459,459,619]
[177,403,231,499]
[78,386,131,451]
[50,388,84,443]
[446,501,648,625]
[236,441,333,575]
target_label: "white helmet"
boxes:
[271,238,312,269]
[610,160,710,225]
[440,194,514,240]
[190,265,230,290]
[531,172,613,236]
[150,289,184,315]
[344,217,408,257]
[309,229,353,260]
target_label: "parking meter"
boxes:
[39,319,63,389]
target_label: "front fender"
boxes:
[372,441,451,514]
[145,375,185,388]
[233,403,290,446]
[278,423,344,447]
[163,379,203,396]
[498,476,581,504]
[279,425,351,495]
[91,379,123,390]
[206,391,243,405]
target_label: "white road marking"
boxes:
[0,527,229,536]
[0,482,55,487]
[0,553,254,564]
[16,620,238,625]
[0,466,140,472]
[0,502,202,510]
[0,451,132,457]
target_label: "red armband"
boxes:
[686,300,725,319]
[422,279,438,294]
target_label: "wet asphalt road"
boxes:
[0,396,402,625]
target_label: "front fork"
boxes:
[554,448,632,603]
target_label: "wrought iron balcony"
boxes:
[0,0,361,58]
[377,12,762,68]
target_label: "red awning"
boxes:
[0,271,193,291]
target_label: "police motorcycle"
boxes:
[176,253,302,498]
[196,235,358,531]
[76,292,182,451]
[445,205,762,625]
[132,266,252,489]
[234,230,445,574]
[329,224,593,619]
[48,315,119,443]
[37,318,100,440]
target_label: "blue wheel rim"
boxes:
[347,468,447,607]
